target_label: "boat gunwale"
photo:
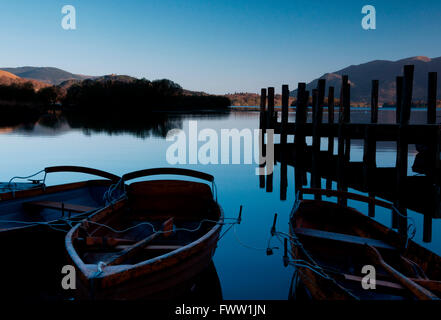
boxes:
[65,183,224,286]
[0,179,116,233]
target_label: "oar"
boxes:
[412,279,441,293]
[365,245,439,300]
[399,256,428,279]
[106,217,174,266]
[325,270,441,293]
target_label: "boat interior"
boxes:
[292,199,441,299]
[0,180,114,230]
[73,180,221,266]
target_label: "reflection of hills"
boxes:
[0,120,73,137]
[63,110,231,138]
[0,115,181,138]
[0,111,231,139]
[0,127,15,134]
[64,111,183,138]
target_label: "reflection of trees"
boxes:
[0,105,40,127]
[38,113,64,129]
[0,109,231,138]
[63,110,184,139]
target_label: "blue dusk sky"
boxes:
[0,0,440,94]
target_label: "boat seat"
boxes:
[294,228,396,250]
[23,201,97,214]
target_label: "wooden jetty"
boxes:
[259,65,440,243]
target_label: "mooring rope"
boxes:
[267,228,332,281]
[391,205,417,248]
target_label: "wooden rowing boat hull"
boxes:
[290,198,441,300]
[66,172,224,300]
[71,227,220,300]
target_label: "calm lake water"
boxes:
[0,108,440,300]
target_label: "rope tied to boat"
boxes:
[269,228,333,280]
[8,169,46,187]
[391,205,417,248]
[85,217,239,236]
[97,261,107,274]
[89,261,108,280]
[267,213,333,282]
[6,169,46,197]
[103,178,125,204]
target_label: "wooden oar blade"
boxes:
[365,244,440,300]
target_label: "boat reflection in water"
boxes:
[4,255,222,301]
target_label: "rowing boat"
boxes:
[65,168,224,300]
[0,166,121,299]
[289,188,441,300]
[0,166,121,237]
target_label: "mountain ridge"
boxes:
[291,56,441,103]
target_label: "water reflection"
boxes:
[0,109,440,300]
[0,111,231,139]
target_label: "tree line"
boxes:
[0,78,230,126]
[63,78,230,112]
[0,82,60,105]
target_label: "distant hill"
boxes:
[0,70,50,90]
[291,56,441,104]
[0,70,20,80]
[0,67,91,85]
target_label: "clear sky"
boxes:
[0,0,440,94]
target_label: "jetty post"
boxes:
[259,88,267,189]
[395,65,414,239]
[311,89,321,199]
[363,80,379,217]
[423,72,439,242]
[427,72,437,125]
[280,84,289,200]
[267,87,275,129]
[294,83,308,195]
[326,86,335,190]
[294,83,307,151]
[266,87,275,193]
[337,75,350,206]
[311,80,325,199]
